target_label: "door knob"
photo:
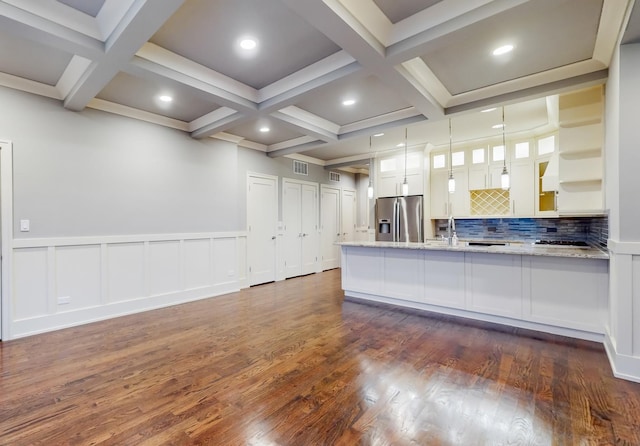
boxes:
[271,236,276,240]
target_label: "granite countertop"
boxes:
[338,240,609,260]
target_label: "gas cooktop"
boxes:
[533,240,589,247]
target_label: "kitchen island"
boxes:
[339,241,609,341]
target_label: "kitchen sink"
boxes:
[465,241,510,247]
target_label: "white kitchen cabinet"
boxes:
[422,250,465,309]
[377,151,424,198]
[448,169,469,216]
[465,252,523,319]
[429,170,449,218]
[468,164,505,190]
[383,248,423,302]
[524,256,608,333]
[509,161,535,216]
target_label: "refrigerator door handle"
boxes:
[417,199,423,242]
[395,199,401,242]
[393,199,398,242]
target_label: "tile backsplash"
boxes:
[434,216,608,248]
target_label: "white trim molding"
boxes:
[8,231,248,339]
[604,239,640,383]
[0,140,14,341]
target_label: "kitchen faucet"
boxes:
[447,215,456,246]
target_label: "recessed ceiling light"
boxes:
[342,99,356,106]
[492,124,505,129]
[259,127,270,133]
[159,95,172,102]
[373,133,384,137]
[481,107,496,113]
[240,38,257,50]
[492,45,514,56]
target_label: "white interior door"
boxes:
[283,180,302,278]
[321,185,341,270]
[301,183,318,275]
[341,189,356,242]
[247,174,277,286]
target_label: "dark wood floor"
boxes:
[1,269,639,445]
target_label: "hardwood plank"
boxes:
[1,269,639,445]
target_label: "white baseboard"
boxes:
[11,282,239,339]
[604,334,640,383]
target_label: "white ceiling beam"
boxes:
[385,0,531,64]
[267,140,327,158]
[338,107,423,135]
[280,0,445,120]
[189,108,239,133]
[64,0,185,111]
[190,112,248,139]
[88,98,189,131]
[270,106,340,143]
[338,115,427,141]
[0,2,103,59]
[267,136,318,152]
[259,50,357,103]
[126,57,257,114]
[135,43,259,104]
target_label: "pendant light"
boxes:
[367,136,374,199]
[448,118,455,193]
[500,106,510,190]
[402,128,409,196]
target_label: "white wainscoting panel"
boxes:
[55,245,101,312]
[237,236,247,288]
[9,232,248,339]
[13,248,48,320]
[526,256,608,333]
[213,237,237,285]
[107,242,145,303]
[465,253,523,319]
[148,241,182,296]
[383,248,422,302]
[184,239,212,290]
[423,250,466,309]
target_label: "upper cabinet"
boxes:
[377,150,424,198]
[430,138,535,218]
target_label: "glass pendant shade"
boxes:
[448,173,456,193]
[402,180,409,196]
[367,184,374,199]
[501,166,510,190]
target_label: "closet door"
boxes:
[321,185,341,270]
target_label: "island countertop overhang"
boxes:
[337,240,609,260]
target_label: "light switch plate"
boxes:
[20,219,30,232]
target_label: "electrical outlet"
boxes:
[57,296,71,305]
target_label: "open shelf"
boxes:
[559,178,602,185]
[559,148,601,159]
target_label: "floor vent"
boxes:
[329,171,341,182]
[293,159,309,176]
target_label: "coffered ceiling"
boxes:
[0,0,635,167]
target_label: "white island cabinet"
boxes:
[340,242,609,341]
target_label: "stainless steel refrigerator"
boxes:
[375,195,423,242]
